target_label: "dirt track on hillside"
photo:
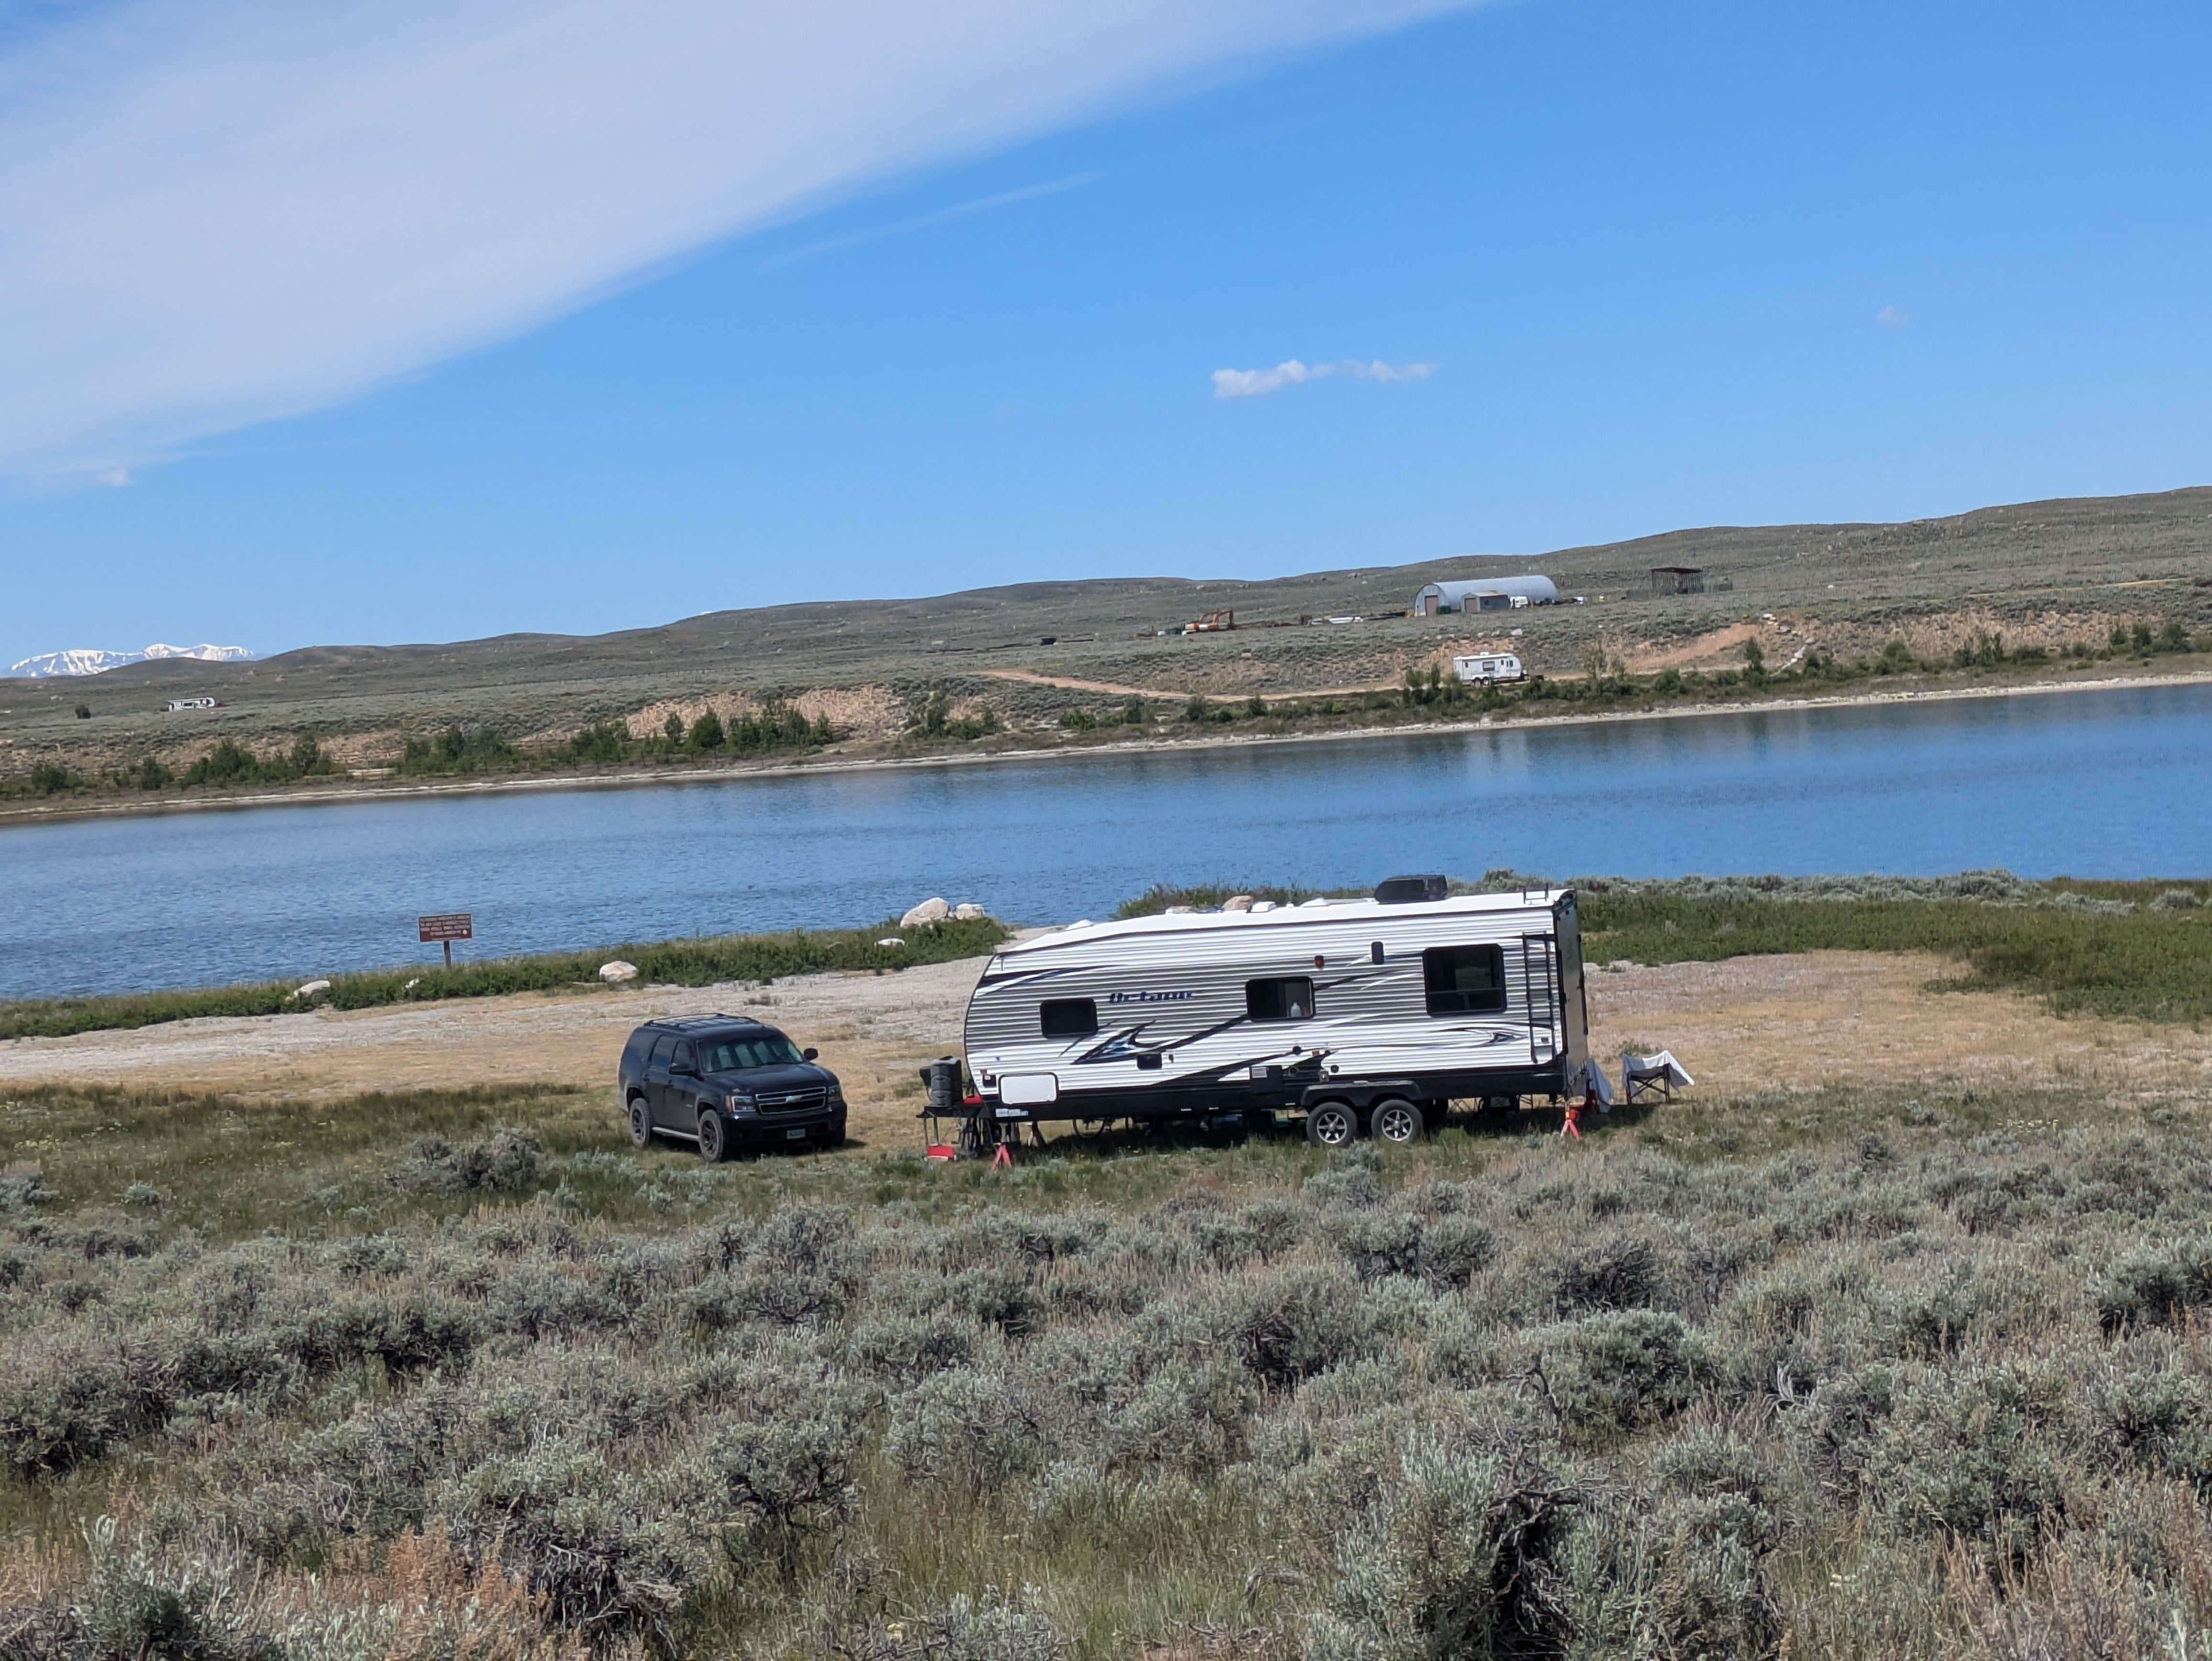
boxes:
[6,949,2206,1150]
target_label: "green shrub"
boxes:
[1318,1436,1581,1660]
[396,725,520,776]
[2096,1236,2212,1333]
[1546,1309,1695,1431]
[387,1126,543,1194]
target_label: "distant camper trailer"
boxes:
[161,697,219,712]
[1452,652,1525,684]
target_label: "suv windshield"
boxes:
[699,1032,805,1072]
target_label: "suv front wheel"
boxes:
[698,1110,733,1163]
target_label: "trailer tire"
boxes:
[1371,1098,1426,1146]
[1305,1101,1358,1148]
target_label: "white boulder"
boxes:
[900,897,951,928]
[287,979,331,1002]
[598,960,638,984]
[952,902,987,921]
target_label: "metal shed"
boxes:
[1413,575,1559,615]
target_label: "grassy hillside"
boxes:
[3,484,2207,800]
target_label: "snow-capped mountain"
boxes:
[8,643,254,678]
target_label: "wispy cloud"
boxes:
[1875,304,1911,327]
[755,170,1110,271]
[1211,357,1437,399]
[0,0,1482,482]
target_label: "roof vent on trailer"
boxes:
[1373,874,1448,905]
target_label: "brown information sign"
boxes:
[418,913,474,943]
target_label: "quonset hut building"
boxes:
[1412,575,1559,615]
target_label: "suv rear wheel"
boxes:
[627,1097,652,1147]
[698,1111,732,1163]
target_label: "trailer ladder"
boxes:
[1519,933,1559,1070]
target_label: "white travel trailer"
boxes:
[959,876,1590,1146]
[1452,652,1525,684]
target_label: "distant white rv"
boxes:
[1452,652,1525,684]
[162,696,219,712]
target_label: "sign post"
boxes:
[418,912,473,967]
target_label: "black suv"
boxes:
[618,1017,846,1160]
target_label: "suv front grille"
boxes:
[757,1087,829,1115]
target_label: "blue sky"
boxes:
[4,0,2209,669]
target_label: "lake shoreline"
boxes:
[5,663,2210,831]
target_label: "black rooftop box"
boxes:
[1373,874,1449,904]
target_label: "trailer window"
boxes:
[1246,976,1315,1022]
[1423,945,1507,1016]
[1040,998,1098,1039]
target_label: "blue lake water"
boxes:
[2,681,2207,1001]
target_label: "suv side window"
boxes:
[620,1031,654,1075]
[647,1035,678,1072]
[671,1041,697,1074]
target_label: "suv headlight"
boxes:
[725,1093,754,1112]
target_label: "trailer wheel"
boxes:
[1371,1098,1426,1146]
[1305,1101,1358,1148]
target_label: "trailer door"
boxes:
[1553,893,1590,1072]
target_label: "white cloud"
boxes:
[1211,357,1435,398]
[0,0,1480,481]
[1345,359,1435,383]
[1876,304,1911,327]
[1211,359,1321,398]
